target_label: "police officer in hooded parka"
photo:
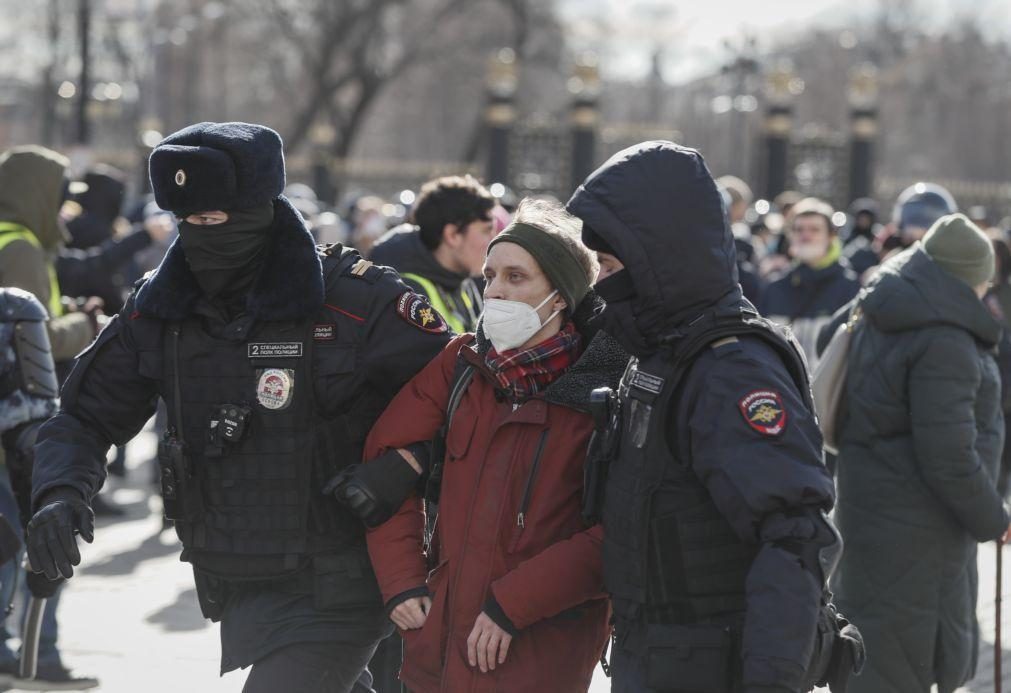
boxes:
[567,141,862,693]
[25,122,452,692]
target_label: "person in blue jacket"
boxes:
[759,197,861,368]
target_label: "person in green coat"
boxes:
[833,213,1011,693]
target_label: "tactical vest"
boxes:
[153,249,369,581]
[602,311,813,625]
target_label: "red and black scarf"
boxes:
[485,322,583,403]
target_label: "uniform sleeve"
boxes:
[490,524,605,630]
[364,337,464,604]
[32,311,159,508]
[685,344,836,689]
[361,288,453,402]
[56,228,152,292]
[909,331,1009,542]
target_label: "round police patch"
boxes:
[738,389,788,437]
[396,291,449,334]
[257,368,294,410]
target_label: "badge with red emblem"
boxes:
[738,389,788,437]
[256,368,295,411]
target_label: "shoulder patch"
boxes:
[738,389,788,437]
[396,291,449,334]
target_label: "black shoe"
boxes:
[91,494,126,517]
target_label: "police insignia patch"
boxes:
[738,390,788,437]
[256,368,295,411]
[396,292,449,334]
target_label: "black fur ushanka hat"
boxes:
[149,121,285,215]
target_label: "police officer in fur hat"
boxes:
[25,122,452,692]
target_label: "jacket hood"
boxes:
[566,141,741,327]
[0,146,69,250]
[134,195,323,322]
[862,244,1000,346]
[370,224,468,289]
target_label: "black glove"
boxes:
[26,487,94,581]
[323,450,422,528]
[25,568,64,599]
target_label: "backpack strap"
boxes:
[423,341,478,557]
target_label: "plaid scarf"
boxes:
[485,322,583,403]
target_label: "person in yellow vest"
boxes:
[0,146,97,363]
[371,175,496,334]
[0,146,99,690]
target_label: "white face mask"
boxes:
[792,240,829,264]
[482,290,561,352]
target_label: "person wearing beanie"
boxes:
[341,197,625,692]
[922,212,995,292]
[823,214,1009,693]
[25,121,455,691]
[566,141,845,693]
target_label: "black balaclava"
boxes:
[593,268,656,356]
[178,204,275,301]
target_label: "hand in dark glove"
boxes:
[323,449,422,528]
[25,568,64,599]
[26,487,94,581]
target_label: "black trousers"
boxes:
[368,632,404,693]
[242,639,382,693]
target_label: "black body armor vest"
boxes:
[601,310,812,625]
[145,249,370,581]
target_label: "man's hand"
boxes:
[390,596,432,631]
[1001,522,1011,545]
[467,612,513,673]
[26,488,94,580]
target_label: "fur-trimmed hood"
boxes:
[134,196,323,321]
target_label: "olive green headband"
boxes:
[488,221,590,310]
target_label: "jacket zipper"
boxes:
[516,429,550,528]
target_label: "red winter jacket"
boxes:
[365,330,626,693]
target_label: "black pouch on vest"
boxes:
[192,567,228,622]
[311,551,382,610]
[157,435,204,522]
[645,624,734,692]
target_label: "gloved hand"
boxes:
[324,450,422,528]
[26,487,94,581]
[25,568,64,599]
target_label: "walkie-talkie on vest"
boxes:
[583,386,620,525]
[158,324,203,522]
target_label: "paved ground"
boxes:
[1,425,1007,692]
